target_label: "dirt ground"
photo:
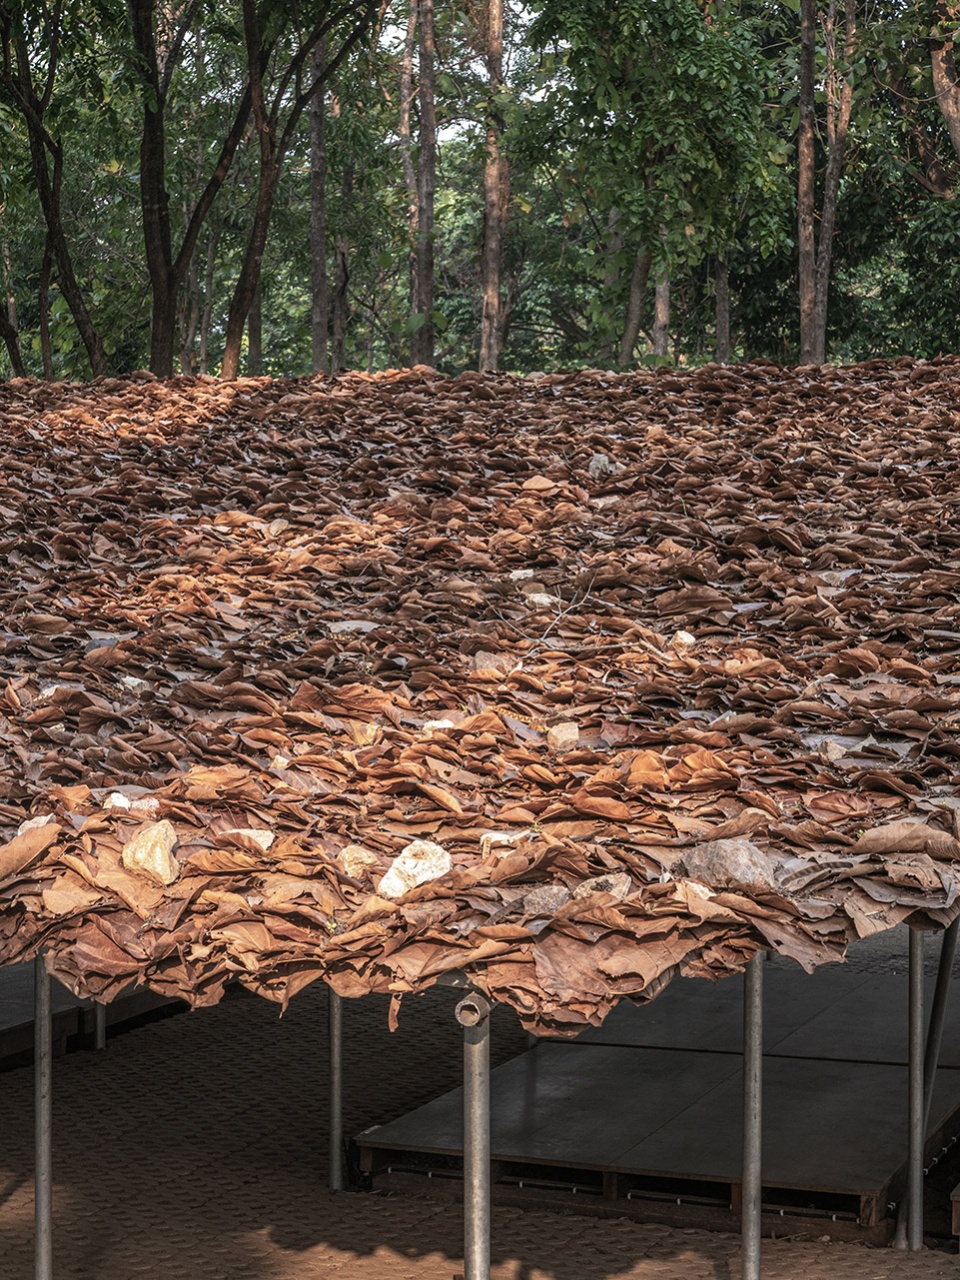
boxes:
[2,938,959,1280]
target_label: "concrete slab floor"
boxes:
[1,958,959,1280]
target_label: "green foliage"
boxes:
[0,0,958,379]
[528,0,783,262]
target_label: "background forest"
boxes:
[0,0,958,380]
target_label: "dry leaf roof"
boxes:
[2,357,960,1034]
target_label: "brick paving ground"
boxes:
[1,933,959,1280]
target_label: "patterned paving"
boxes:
[1,961,958,1278]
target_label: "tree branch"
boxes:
[160,0,204,101]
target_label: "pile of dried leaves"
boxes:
[2,357,960,1034]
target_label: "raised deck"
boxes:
[357,965,960,1235]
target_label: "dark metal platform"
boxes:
[0,963,178,1065]
[579,967,960,1066]
[356,966,960,1229]
[0,963,90,1062]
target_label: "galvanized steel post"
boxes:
[922,918,958,1132]
[907,927,925,1251]
[456,992,491,1280]
[328,988,343,1191]
[35,954,53,1280]
[742,955,763,1280]
[895,917,957,1245]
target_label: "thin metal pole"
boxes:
[742,955,763,1280]
[457,993,491,1280]
[328,987,343,1191]
[922,918,958,1133]
[907,926,925,1251]
[34,954,53,1280]
[94,1002,107,1051]
[894,918,957,1245]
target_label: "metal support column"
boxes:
[94,1002,107,1051]
[907,926,925,1251]
[328,988,343,1191]
[895,917,957,1245]
[35,954,53,1280]
[456,993,491,1280]
[742,955,763,1280]
[922,918,958,1132]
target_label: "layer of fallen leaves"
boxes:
[2,357,960,1034]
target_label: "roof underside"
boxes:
[1,358,959,1034]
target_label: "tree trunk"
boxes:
[220,0,374,380]
[412,0,436,366]
[715,255,730,364]
[332,165,353,371]
[221,162,280,379]
[22,127,106,374]
[0,240,24,374]
[798,0,817,363]
[129,0,176,376]
[2,241,17,332]
[931,1,960,162]
[811,0,855,363]
[247,283,263,375]
[901,81,955,196]
[399,4,418,361]
[604,208,623,293]
[332,240,350,371]
[179,244,200,374]
[0,306,24,376]
[0,13,108,376]
[617,246,651,368]
[178,45,205,375]
[221,0,277,380]
[37,145,106,375]
[310,39,329,375]
[597,208,624,364]
[479,0,507,373]
[199,226,220,376]
[652,269,670,360]
[38,235,53,378]
[128,0,260,377]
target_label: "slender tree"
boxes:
[798,0,817,361]
[618,247,651,368]
[399,3,419,361]
[220,0,376,379]
[0,1,107,375]
[479,0,507,371]
[715,256,730,363]
[127,0,253,377]
[332,162,353,370]
[411,0,436,366]
[652,268,670,359]
[247,283,263,373]
[310,38,329,374]
[798,0,856,364]
[0,304,24,374]
[37,236,53,378]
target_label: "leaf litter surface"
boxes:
[1,358,960,1034]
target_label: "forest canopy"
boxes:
[0,0,958,380]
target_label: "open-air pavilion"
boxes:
[3,357,960,1277]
